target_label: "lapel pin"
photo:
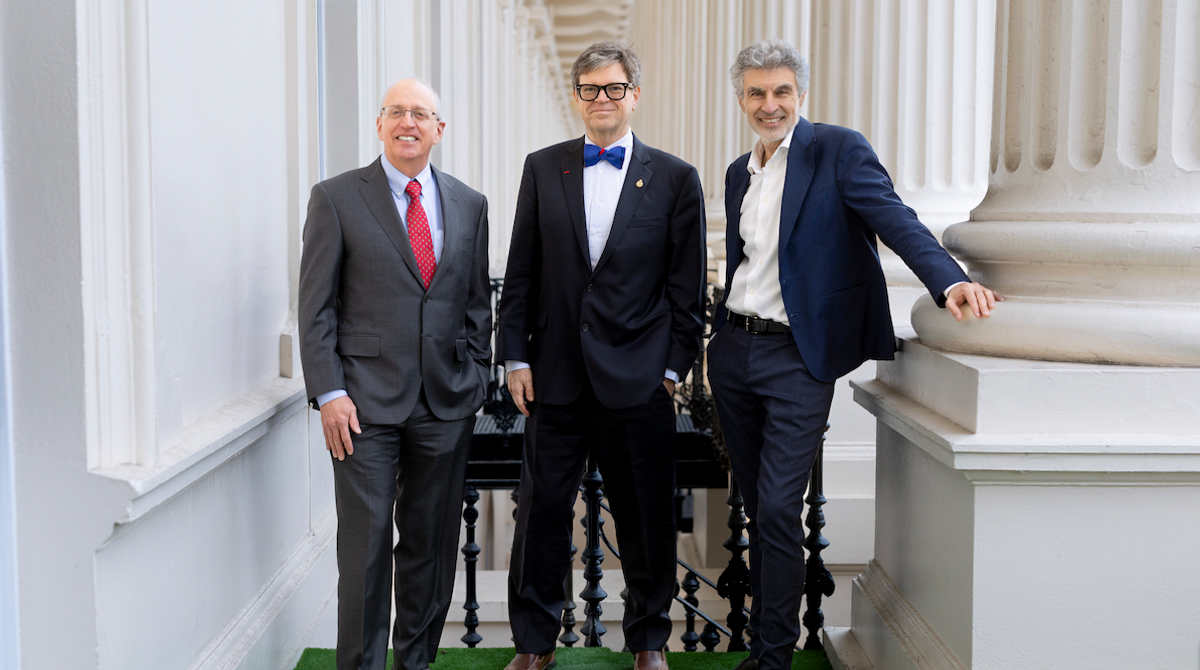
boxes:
[564,170,571,174]
[636,179,644,188]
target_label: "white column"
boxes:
[913,0,1200,366]
[808,0,995,319]
[832,3,1200,669]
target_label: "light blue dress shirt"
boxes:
[317,157,443,409]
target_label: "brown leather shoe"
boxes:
[504,652,556,670]
[634,649,668,670]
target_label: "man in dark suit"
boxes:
[497,41,706,670]
[707,40,1000,670]
[299,78,492,670]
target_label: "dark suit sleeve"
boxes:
[664,166,707,377]
[465,197,493,365]
[298,182,345,404]
[835,131,968,306]
[497,155,541,363]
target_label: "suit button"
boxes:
[581,323,590,332]
[424,296,431,303]
[586,283,593,293]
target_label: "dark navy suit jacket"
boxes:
[716,117,968,383]
[498,136,706,409]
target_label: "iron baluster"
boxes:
[801,429,834,650]
[680,571,701,651]
[559,507,580,647]
[717,479,750,651]
[579,458,607,646]
[460,485,482,647]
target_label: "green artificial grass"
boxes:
[294,646,832,670]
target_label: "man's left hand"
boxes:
[663,378,676,395]
[946,282,1004,321]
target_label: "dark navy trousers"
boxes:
[706,320,836,670]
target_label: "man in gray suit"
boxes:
[300,78,492,670]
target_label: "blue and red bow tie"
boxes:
[583,143,626,169]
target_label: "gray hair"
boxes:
[571,41,642,88]
[730,39,810,97]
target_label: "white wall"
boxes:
[2,1,579,668]
[0,3,19,666]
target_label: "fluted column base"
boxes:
[912,220,1200,366]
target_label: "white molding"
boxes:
[280,0,320,379]
[357,0,385,167]
[824,627,875,670]
[94,376,307,527]
[852,378,1200,482]
[77,0,158,469]
[191,508,338,670]
[854,561,966,670]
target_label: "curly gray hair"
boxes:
[730,39,810,97]
[571,41,642,88]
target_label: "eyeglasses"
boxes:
[380,106,438,122]
[575,83,632,101]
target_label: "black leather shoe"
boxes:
[504,652,556,670]
[732,657,758,670]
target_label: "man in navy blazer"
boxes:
[707,40,1000,670]
[497,42,706,670]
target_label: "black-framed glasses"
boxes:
[575,83,632,101]
[380,106,439,122]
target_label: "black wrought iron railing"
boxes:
[460,279,833,652]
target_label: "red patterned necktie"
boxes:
[404,179,437,289]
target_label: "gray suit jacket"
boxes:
[299,157,492,424]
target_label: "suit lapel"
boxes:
[590,136,652,277]
[725,155,751,291]
[560,139,590,266]
[359,158,423,287]
[779,119,816,249]
[427,165,460,293]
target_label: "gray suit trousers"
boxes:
[332,390,474,670]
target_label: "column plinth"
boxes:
[913,0,1200,366]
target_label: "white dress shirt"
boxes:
[317,157,443,408]
[726,132,963,327]
[506,131,678,384]
[726,130,793,323]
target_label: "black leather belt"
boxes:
[730,312,791,335]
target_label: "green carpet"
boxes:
[294,646,832,670]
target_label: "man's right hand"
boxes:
[508,368,535,417]
[320,395,361,461]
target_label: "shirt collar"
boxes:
[747,124,795,175]
[583,129,634,153]
[381,156,435,199]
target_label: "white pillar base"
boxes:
[842,339,1200,669]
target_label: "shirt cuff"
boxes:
[664,368,680,383]
[316,389,348,408]
[942,281,967,300]
[504,360,530,373]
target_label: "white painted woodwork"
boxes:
[913,0,1200,366]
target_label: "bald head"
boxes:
[380,78,441,115]
[377,78,446,178]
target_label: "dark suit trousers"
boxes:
[508,382,677,654]
[332,389,474,670]
[706,321,836,670]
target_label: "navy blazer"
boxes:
[716,118,968,383]
[497,136,706,409]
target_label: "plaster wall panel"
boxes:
[973,483,1200,670]
[95,411,310,670]
[147,0,291,446]
[873,422,975,668]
